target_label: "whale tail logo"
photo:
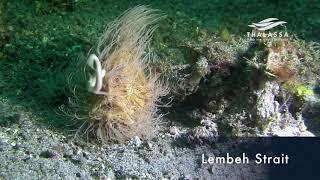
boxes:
[249,18,287,31]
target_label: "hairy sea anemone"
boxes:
[71,6,168,143]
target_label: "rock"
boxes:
[63,146,74,158]
[82,151,92,160]
[191,119,218,145]
[128,136,142,147]
[169,126,179,136]
[70,155,83,164]
[12,143,20,150]
[115,166,126,177]
[19,132,29,141]
[40,149,59,158]
[302,101,320,135]
[10,141,16,147]
[23,154,33,161]
[255,81,316,137]
[272,126,315,137]
[146,142,153,150]
[255,81,280,130]
[187,56,209,93]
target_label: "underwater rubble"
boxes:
[159,29,320,138]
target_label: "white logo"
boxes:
[248,18,287,31]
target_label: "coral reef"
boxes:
[158,27,319,137]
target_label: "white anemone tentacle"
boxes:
[87,54,107,95]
